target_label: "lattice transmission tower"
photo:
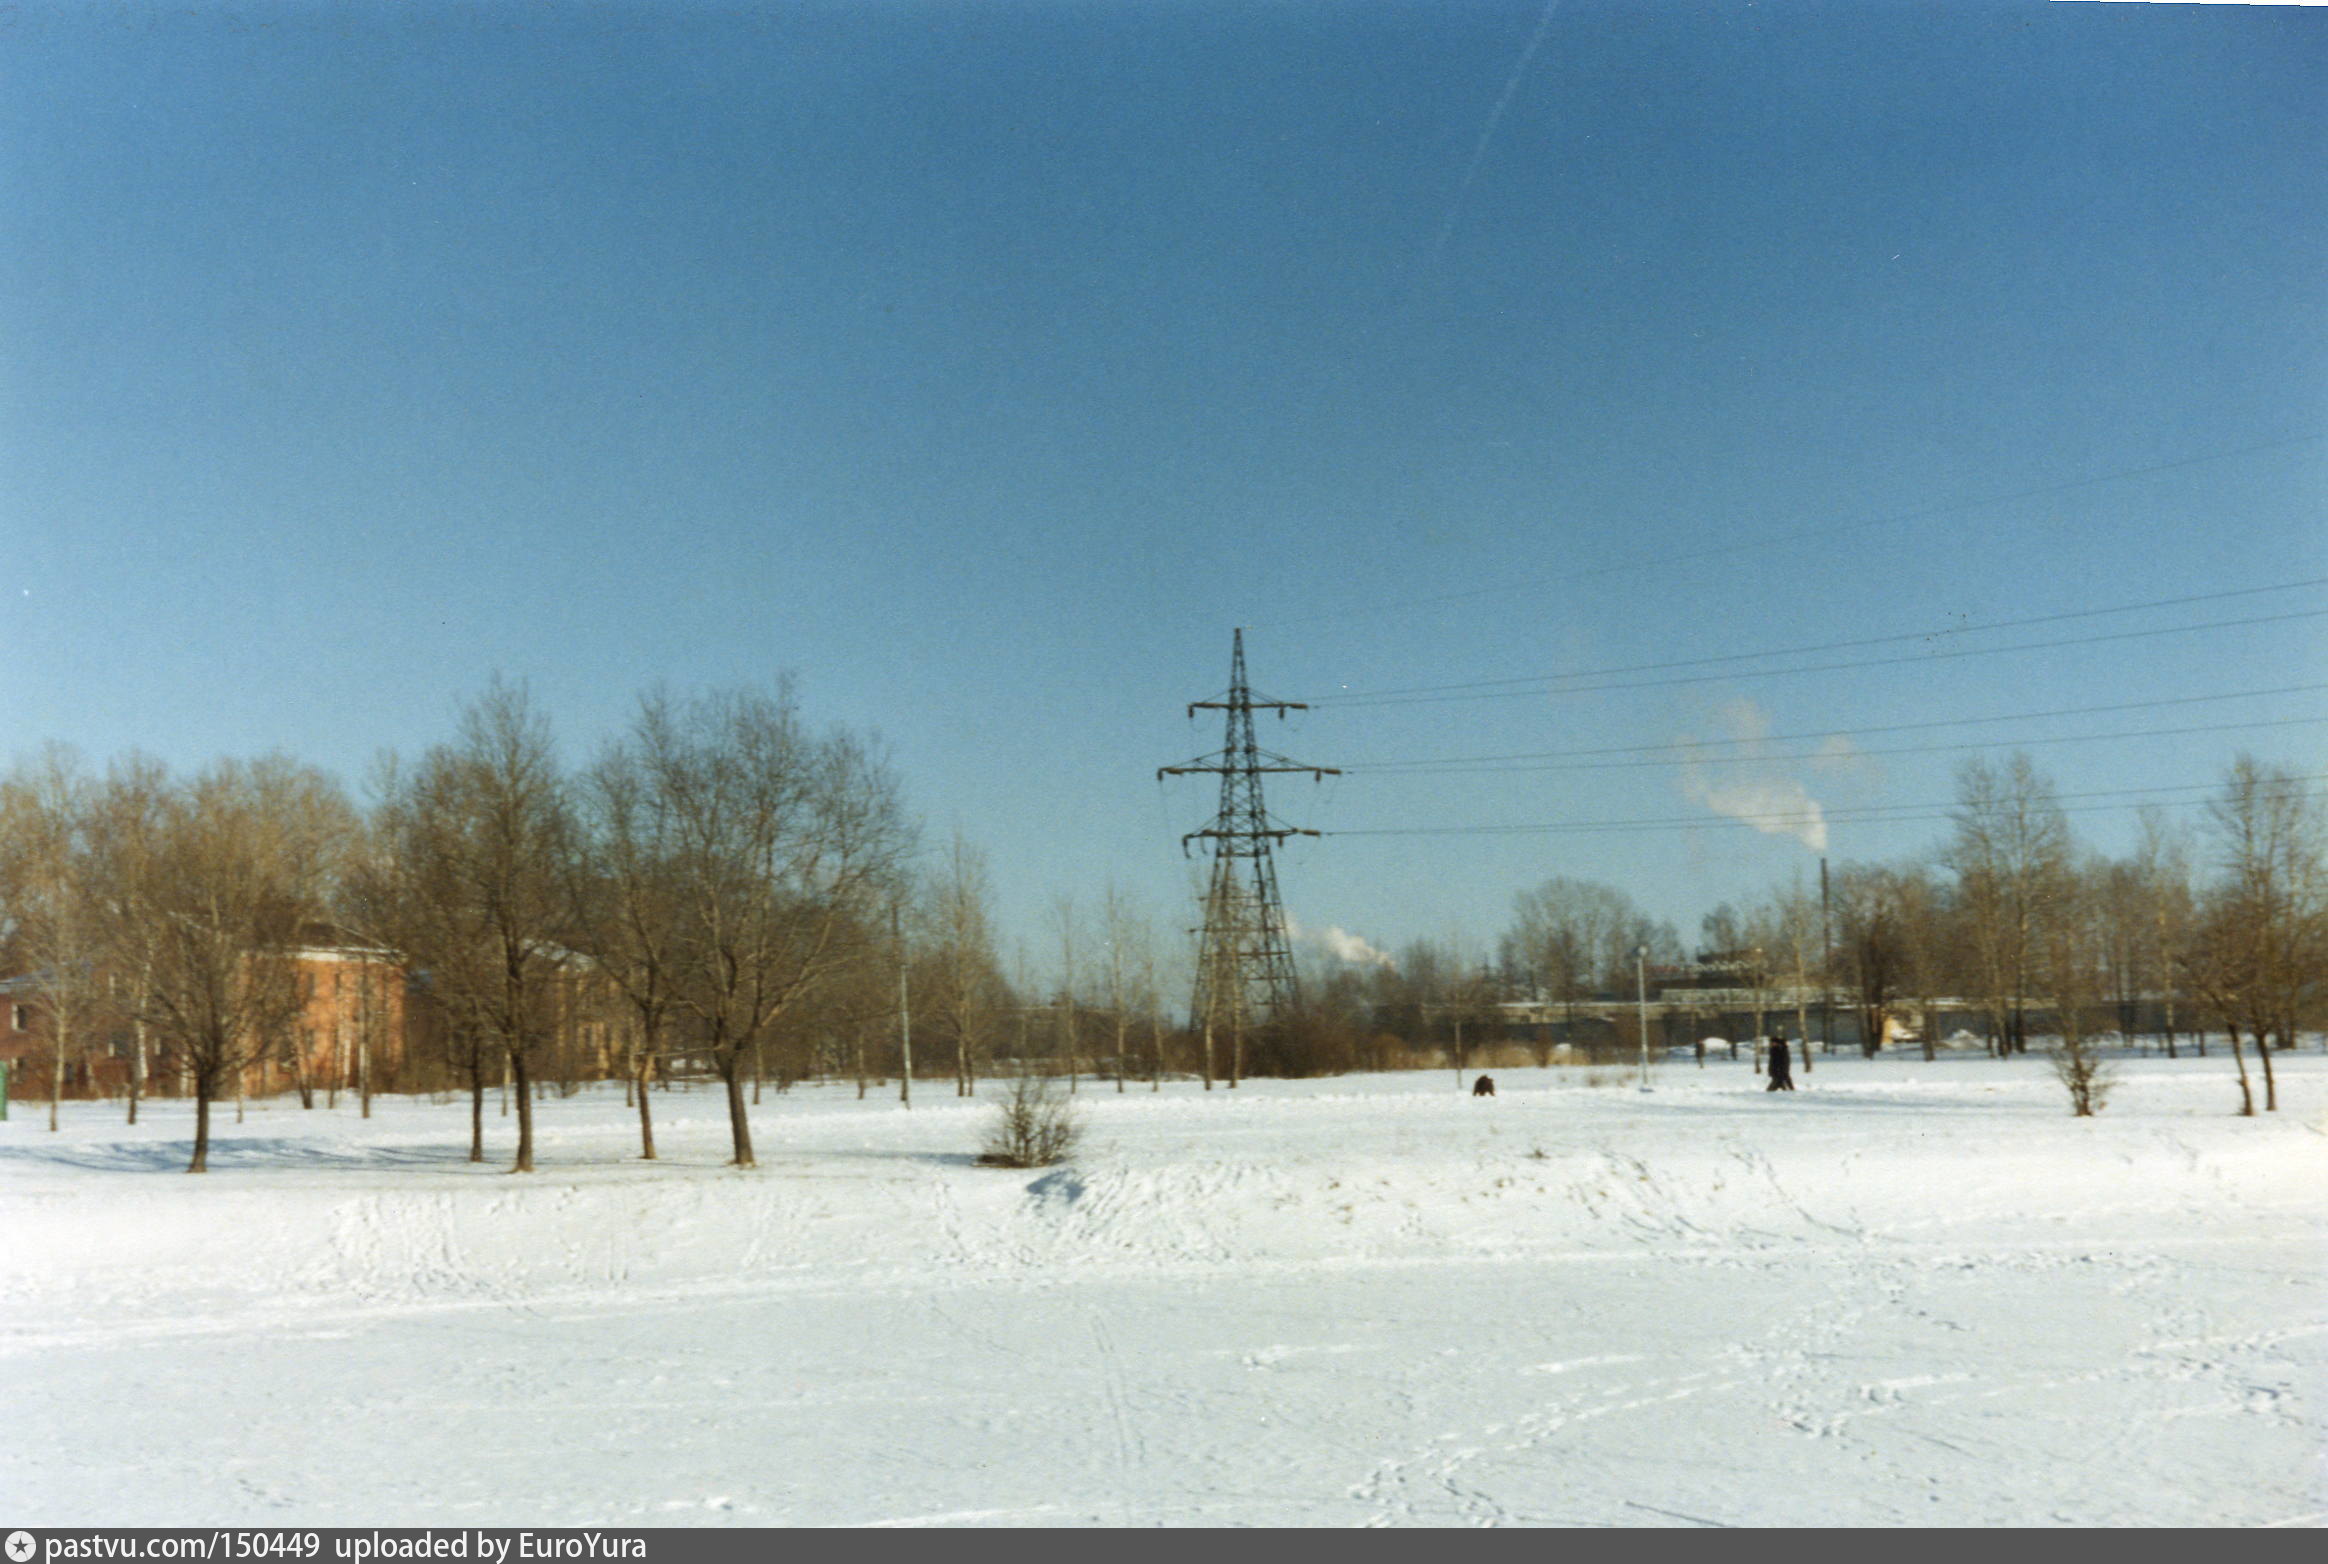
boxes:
[1159,629,1337,1072]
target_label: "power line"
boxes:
[1327,775,2326,839]
[1316,606,2328,710]
[1344,713,2328,778]
[1343,681,2328,770]
[1309,578,2326,705]
[1257,428,2325,632]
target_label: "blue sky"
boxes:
[4,0,2323,979]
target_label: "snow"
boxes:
[3,1053,2323,1528]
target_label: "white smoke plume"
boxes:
[1675,697,1832,851]
[1284,914,1394,968]
[1680,773,1830,851]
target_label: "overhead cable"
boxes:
[1344,713,2328,777]
[1340,681,2328,769]
[1327,775,2326,839]
[1317,607,2328,709]
[1309,578,2325,705]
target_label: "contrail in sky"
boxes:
[1429,0,1565,264]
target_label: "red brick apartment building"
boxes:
[0,938,408,1105]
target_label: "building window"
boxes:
[11,1004,29,1033]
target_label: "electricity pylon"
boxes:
[1159,629,1337,1083]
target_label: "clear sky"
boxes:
[4,0,2323,981]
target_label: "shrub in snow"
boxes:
[2049,1034,2114,1117]
[979,1070,1082,1168]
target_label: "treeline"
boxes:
[0,683,905,1169]
[2,683,2317,1166]
[1315,753,2321,1116]
[0,680,1272,1172]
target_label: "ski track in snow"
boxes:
[2,1054,2323,1527]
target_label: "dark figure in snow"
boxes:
[1472,1074,1496,1097]
[1766,1036,1795,1092]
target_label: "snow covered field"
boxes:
[3,1053,2323,1528]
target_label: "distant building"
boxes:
[0,934,411,1104]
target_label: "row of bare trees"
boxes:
[6,712,2315,1155]
[357,679,916,1172]
[0,747,354,1165]
[1,682,1218,1172]
[1810,753,2319,1114]
[1404,752,2318,1116]
[0,679,920,1171]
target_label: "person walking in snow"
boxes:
[1766,1034,1795,1092]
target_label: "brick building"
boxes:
[0,938,410,1105]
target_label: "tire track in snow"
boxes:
[1089,1310,1144,1526]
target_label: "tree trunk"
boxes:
[127,1020,144,1126]
[2257,1026,2278,1112]
[189,1077,212,1173]
[636,1048,657,1160]
[2227,1024,2253,1117]
[509,1042,536,1172]
[468,1057,486,1163]
[49,1020,64,1132]
[722,1059,755,1168]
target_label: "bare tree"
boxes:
[1831,862,1914,1058]
[86,755,169,1123]
[2195,756,2322,1113]
[638,685,911,1167]
[1098,884,1151,1093]
[1507,878,1629,1044]
[1443,946,1499,1084]
[377,680,576,1173]
[132,758,351,1172]
[1052,894,1083,1092]
[925,831,1005,1099]
[2181,903,2260,1116]
[2041,854,2115,1115]
[0,747,111,1131]
[2134,810,2196,1056]
[1946,754,2073,1056]
[576,725,692,1159]
[1893,866,1957,1061]
[1742,881,1821,1063]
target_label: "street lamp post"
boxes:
[893,902,911,1109]
[1636,945,1652,1093]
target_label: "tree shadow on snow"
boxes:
[839,1149,988,1170]
[0,1137,479,1173]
